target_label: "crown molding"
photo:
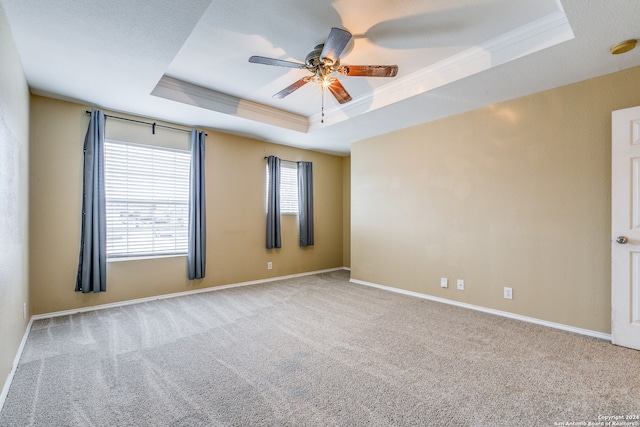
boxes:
[308,9,574,130]
[151,76,310,132]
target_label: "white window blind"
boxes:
[265,162,298,215]
[104,140,190,258]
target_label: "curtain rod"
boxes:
[85,110,206,136]
[264,156,299,164]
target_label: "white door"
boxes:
[612,105,640,350]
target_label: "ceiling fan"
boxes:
[249,27,398,121]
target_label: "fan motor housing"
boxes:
[305,44,324,67]
[305,43,340,73]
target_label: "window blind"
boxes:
[265,162,298,215]
[104,140,190,258]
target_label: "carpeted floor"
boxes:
[1,270,639,426]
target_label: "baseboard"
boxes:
[350,278,612,341]
[0,316,35,413]
[31,267,349,322]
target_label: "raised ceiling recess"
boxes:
[5,1,640,154]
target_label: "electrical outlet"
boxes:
[267,262,272,270]
[440,277,448,288]
[457,279,464,290]
[504,287,513,300]
[23,303,27,319]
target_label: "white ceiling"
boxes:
[3,0,640,155]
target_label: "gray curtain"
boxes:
[75,109,107,293]
[297,161,314,247]
[188,130,206,280]
[266,156,281,249]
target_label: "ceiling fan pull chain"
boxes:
[321,86,325,123]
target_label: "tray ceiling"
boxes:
[3,0,640,154]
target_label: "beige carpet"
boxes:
[1,270,639,426]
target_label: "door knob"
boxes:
[616,236,629,244]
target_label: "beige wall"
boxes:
[352,66,640,334]
[0,3,30,394]
[342,156,351,268]
[29,95,345,315]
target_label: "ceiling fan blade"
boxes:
[273,77,311,99]
[327,79,352,104]
[320,28,352,64]
[249,56,306,69]
[338,65,398,77]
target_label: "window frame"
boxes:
[104,139,190,260]
[265,162,299,215]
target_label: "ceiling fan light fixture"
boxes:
[610,39,637,55]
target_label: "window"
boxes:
[104,140,190,258]
[266,162,298,214]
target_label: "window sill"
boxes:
[107,254,187,263]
